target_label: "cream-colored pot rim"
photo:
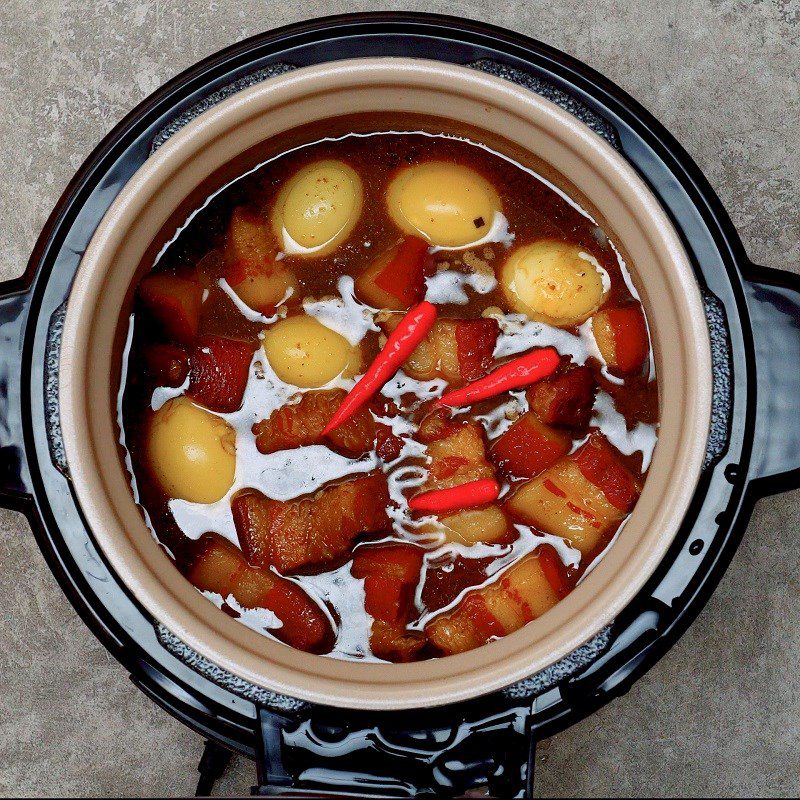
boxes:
[60,58,712,710]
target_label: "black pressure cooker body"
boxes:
[1,14,798,799]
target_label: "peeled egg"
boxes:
[501,240,606,327]
[386,161,502,248]
[271,160,363,256]
[263,314,361,388]
[147,397,236,504]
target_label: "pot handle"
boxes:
[745,265,800,493]
[252,704,536,798]
[0,277,32,511]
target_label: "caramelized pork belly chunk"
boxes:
[187,533,332,653]
[351,543,426,662]
[507,434,640,555]
[421,555,493,613]
[415,407,463,444]
[592,303,649,375]
[187,335,257,413]
[416,411,496,494]
[232,472,391,573]
[223,207,297,313]
[527,364,597,430]
[490,412,571,479]
[355,236,431,311]
[383,316,498,385]
[370,621,427,663]
[138,273,203,345]
[253,389,376,457]
[253,390,404,461]
[426,545,568,656]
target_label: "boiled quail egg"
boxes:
[262,314,361,388]
[501,240,607,327]
[271,160,363,257]
[386,161,503,249]
[147,397,236,504]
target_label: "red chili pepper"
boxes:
[437,347,560,408]
[408,478,501,514]
[322,301,438,435]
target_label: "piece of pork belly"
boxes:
[426,545,567,656]
[383,317,498,385]
[527,364,597,430]
[489,412,571,479]
[253,389,376,457]
[351,543,426,662]
[187,532,333,653]
[416,409,495,494]
[506,433,640,555]
[232,472,391,573]
[187,335,257,413]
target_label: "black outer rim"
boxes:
[1,11,795,777]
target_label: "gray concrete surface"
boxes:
[0,1,797,797]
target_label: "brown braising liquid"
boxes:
[119,118,659,662]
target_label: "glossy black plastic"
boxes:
[1,13,799,799]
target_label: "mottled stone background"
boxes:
[0,1,797,797]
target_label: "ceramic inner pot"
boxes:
[59,58,712,710]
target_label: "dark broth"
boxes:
[120,119,658,662]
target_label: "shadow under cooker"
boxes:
[1,13,798,798]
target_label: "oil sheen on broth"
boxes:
[120,124,659,663]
